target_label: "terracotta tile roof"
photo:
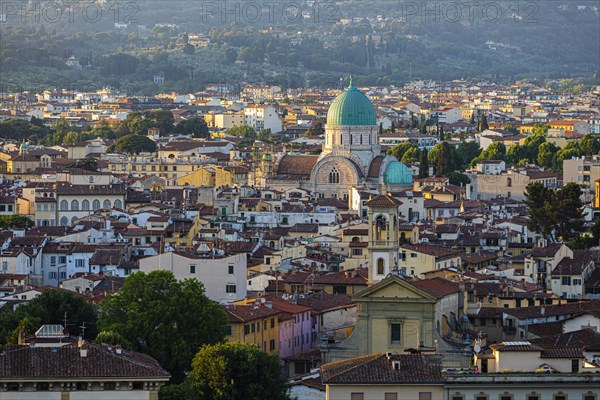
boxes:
[367,155,385,178]
[55,182,126,195]
[552,257,594,276]
[527,321,565,337]
[282,348,321,362]
[276,154,319,177]
[321,353,443,384]
[0,343,170,379]
[469,307,505,319]
[412,278,460,299]
[296,292,354,313]
[540,348,585,358]
[504,301,600,320]
[530,329,600,352]
[312,269,369,286]
[364,194,402,206]
[401,243,463,259]
[529,243,563,258]
[490,342,543,352]
[289,223,319,233]
[222,304,280,323]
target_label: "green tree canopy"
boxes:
[108,134,157,154]
[579,134,600,156]
[0,289,97,345]
[388,141,417,162]
[446,171,471,186]
[0,215,34,229]
[226,124,256,138]
[174,117,209,138]
[189,342,292,400]
[456,141,481,168]
[97,271,228,383]
[524,182,585,242]
[418,148,429,178]
[537,142,559,169]
[524,182,555,240]
[428,142,456,176]
[63,158,99,171]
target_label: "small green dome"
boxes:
[326,78,377,126]
[262,153,272,161]
[384,161,413,185]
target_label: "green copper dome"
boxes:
[384,161,413,185]
[326,78,377,126]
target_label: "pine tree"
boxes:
[418,149,429,178]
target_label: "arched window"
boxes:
[60,216,68,226]
[114,199,123,209]
[71,200,79,211]
[507,177,512,187]
[377,258,385,275]
[71,216,78,224]
[92,200,100,211]
[328,168,340,184]
[103,199,111,210]
[60,200,68,211]
[82,200,90,211]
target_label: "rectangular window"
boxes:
[385,394,398,400]
[271,318,275,328]
[451,397,464,400]
[554,396,566,400]
[228,265,234,274]
[527,396,540,400]
[584,395,596,400]
[244,325,250,335]
[571,359,579,372]
[500,396,512,400]
[475,396,488,400]
[350,394,364,400]
[390,323,401,343]
[190,265,196,274]
[251,323,255,333]
[419,394,432,400]
[75,259,84,268]
[226,285,236,293]
[270,339,275,351]
[562,276,571,285]
[225,325,232,336]
[49,271,57,279]
[50,256,56,266]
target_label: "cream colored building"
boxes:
[322,275,437,364]
[397,243,463,277]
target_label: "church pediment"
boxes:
[352,275,437,302]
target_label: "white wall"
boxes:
[139,252,247,303]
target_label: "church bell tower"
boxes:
[365,194,402,283]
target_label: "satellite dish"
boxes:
[474,345,481,353]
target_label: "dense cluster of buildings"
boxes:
[1,80,600,399]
